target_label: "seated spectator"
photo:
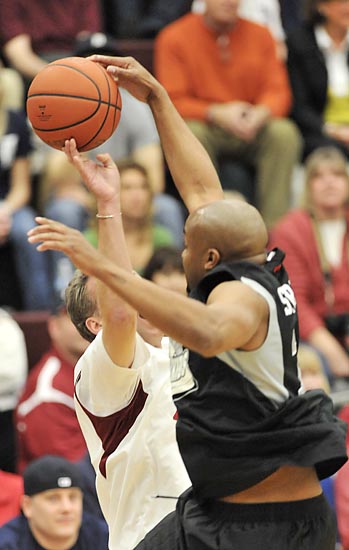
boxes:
[0,455,109,550]
[143,245,187,294]
[0,0,102,92]
[0,470,23,526]
[15,295,88,473]
[85,160,175,274]
[0,309,27,473]
[75,32,186,247]
[269,146,349,382]
[103,0,192,38]
[154,0,302,228]
[0,70,51,310]
[287,0,349,159]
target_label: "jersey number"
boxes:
[277,284,296,316]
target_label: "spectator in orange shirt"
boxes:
[154,0,302,228]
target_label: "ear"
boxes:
[204,248,220,270]
[21,495,32,519]
[85,315,102,336]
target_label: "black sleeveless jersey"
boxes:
[169,249,347,500]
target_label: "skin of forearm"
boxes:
[148,86,224,214]
[92,256,222,356]
[5,38,47,80]
[95,194,138,368]
[88,253,260,357]
[4,160,31,212]
[96,196,135,315]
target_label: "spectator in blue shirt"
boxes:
[0,455,108,550]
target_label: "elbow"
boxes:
[189,327,223,358]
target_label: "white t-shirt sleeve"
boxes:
[74,331,150,416]
[0,309,28,410]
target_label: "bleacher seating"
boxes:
[11,310,50,370]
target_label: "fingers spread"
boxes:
[27,217,67,235]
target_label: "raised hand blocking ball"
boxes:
[26,57,122,152]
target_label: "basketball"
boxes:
[26,56,122,152]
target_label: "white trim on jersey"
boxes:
[217,276,303,404]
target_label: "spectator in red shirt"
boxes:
[15,295,89,473]
[269,146,349,382]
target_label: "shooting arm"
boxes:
[65,143,137,368]
[96,200,137,368]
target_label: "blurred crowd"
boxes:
[1,0,349,549]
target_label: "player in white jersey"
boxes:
[74,331,190,550]
[57,146,190,549]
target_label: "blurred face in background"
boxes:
[204,0,240,29]
[318,0,349,29]
[22,488,83,549]
[308,160,349,217]
[48,308,89,362]
[151,269,187,295]
[120,167,152,222]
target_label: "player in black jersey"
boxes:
[28,56,347,550]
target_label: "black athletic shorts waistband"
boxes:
[200,493,329,523]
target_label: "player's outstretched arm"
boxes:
[63,139,137,368]
[28,218,266,356]
[90,55,224,213]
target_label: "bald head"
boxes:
[185,199,268,262]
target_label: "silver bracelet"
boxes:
[96,213,119,219]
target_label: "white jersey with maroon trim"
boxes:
[74,331,190,550]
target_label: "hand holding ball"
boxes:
[26,57,122,151]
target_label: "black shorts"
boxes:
[134,488,337,550]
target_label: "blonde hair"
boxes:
[65,270,97,343]
[302,146,349,209]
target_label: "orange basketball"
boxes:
[26,56,122,152]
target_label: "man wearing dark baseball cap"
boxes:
[0,455,108,550]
